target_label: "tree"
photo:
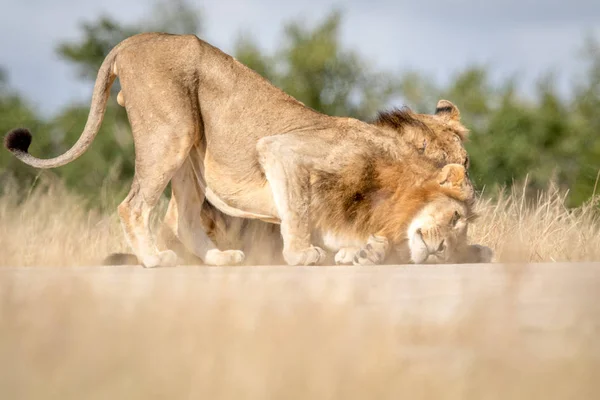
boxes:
[571,35,600,205]
[234,11,399,120]
[57,0,202,84]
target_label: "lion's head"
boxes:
[405,195,471,263]
[373,99,470,168]
[377,163,490,264]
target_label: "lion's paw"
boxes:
[352,246,385,265]
[284,246,327,266]
[335,247,359,265]
[471,244,494,263]
[142,250,179,268]
[352,236,389,266]
[205,249,245,266]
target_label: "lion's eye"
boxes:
[450,211,461,227]
[437,240,446,253]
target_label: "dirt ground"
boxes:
[1,263,599,400]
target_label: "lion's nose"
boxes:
[409,228,429,264]
[416,229,440,256]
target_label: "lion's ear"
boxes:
[436,164,465,189]
[435,99,461,122]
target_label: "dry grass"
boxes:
[471,179,600,263]
[0,177,130,266]
[0,176,599,266]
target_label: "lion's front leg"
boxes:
[257,134,328,266]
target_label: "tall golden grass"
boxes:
[0,176,131,266]
[1,175,599,266]
[472,178,600,263]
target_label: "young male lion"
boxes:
[4,32,477,267]
[311,158,487,265]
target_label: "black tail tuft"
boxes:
[4,128,32,153]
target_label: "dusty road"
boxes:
[1,263,599,399]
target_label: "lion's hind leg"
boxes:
[117,99,197,267]
[119,175,180,268]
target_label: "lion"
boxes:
[4,32,482,267]
[310,160,485,265]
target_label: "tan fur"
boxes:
[5,32,478,267]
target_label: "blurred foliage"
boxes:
[1,2,599,208]
[234,10,399,120]
[56,0,202,83]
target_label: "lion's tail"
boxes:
[3,41,124,169]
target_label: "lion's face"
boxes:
[374,99,470,168]
[415,120,469,167]
[404,196,471,264]
[412,100,470,167]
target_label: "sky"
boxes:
[1,0,599,117]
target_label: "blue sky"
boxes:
[1,0,599,117]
